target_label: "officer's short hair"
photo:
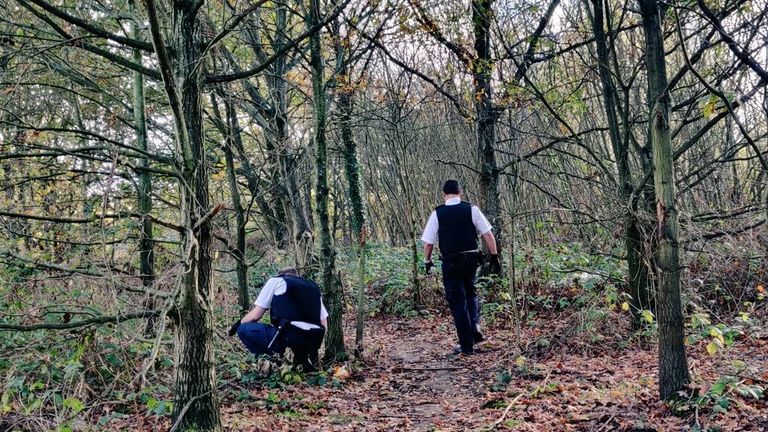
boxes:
[443,180,461,195]
[278,267,299,277]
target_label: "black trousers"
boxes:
[283,326,325,370]
[441,253,480,353]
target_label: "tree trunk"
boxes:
[309,0,346,362]
[639,0,690,400]
[472,0,502,257]
[144,0,221,429]
[588,0,651,327]
[223,97,250,314]
[339,87,366,357]
[130,0,156,337]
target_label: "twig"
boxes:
[193,203,225,231]
[489,393,524,429]
[167,390,212,432]
[595,414,616,432]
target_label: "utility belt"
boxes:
[440,249,484,263]
[269,319,325,350]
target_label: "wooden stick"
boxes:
[489,393,524,429]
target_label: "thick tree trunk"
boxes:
[588,0,651,327]
[309,0,345,362]
[472,0,502,255]
[144,0,221,429]
[639,0,690,400]
[130,0,156,337]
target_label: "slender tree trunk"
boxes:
[472,0,502,256]
[210,93,249,313]
[588,0,651,327]
[339,86,367,357]
[223,98,250,314]
[639,0,690,400]
[130,0,156,337]
[144,0,221,429]
[309,0,345,362]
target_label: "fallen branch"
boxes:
[0,310,160,331]
[488,393,524,429]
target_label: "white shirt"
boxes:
[255,277,329,330]
[421,197,493,246]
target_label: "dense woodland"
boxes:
[0,0,767,430]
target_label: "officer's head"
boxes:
[278,267,299,277]
[442,180,462,198]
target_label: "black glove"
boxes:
[489,254,501,275]
[424,261,434,275]
[228,320,241,337]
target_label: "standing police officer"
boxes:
[229,267,327,370]
[421,180,501,355]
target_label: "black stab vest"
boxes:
[436,201,478,256]
[270,276,322,327]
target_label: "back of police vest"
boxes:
[435,201,478,256]
[270,276,322,326]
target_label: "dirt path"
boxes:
[223,315,510,431]
[222,315,768,431]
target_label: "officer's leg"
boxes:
[442,261,474,353]
[236,322,279,356]
[463,259,481,329]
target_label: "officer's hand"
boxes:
[424,261,434,275]
[489,255,501,275]
[228,320,241,337]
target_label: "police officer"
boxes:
[421,180,501,355]
[229,267,327,370]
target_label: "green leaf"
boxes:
[641,310,654,323]
[710,380,727,396]
[706,341,719,356]
[702,95,718,118]
[62,398,84,414]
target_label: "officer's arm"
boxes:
[482,231,498,255]
[241,306,267,324]
[423,243,434,262]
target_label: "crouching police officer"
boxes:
[422,180,501,356]
[229,267,327,371]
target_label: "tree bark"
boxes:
[144,0,222,429]
[223,97,250,314]
[639,0,690,400]
[588,0,651,327]
[472,0,502,253]
[130,0,156,337]
[309,0,346,362]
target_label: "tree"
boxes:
[309,0,346,361]
[638,0,690,400]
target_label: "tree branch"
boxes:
[24,0,155,52]
[206,0,353,83]
[0,311,161,332]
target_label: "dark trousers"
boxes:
[441,254,480,353]
[237,322,324,369]
[237,322,281,356]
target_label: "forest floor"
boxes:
[207,312,768,432]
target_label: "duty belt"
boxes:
[440,250,481,261]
